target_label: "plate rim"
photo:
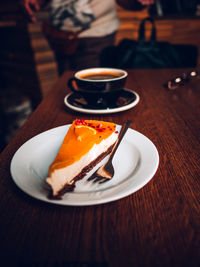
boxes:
[10,124,159,206]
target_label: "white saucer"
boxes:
[64,89,140,114]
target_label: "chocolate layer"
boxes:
[49,143,115,200]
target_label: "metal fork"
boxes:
[87,120,132,184]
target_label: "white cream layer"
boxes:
[46,132,118,196]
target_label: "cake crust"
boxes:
[48,143,114,199]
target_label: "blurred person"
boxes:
[23,0,154,74]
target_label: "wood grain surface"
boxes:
[0,69,199,266]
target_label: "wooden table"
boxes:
[0,69,199,266]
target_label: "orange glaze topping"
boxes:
[49,120,116,174]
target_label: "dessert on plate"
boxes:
[46,119,118,199]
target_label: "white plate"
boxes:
[10,124,159,206]
[64,89,140,114]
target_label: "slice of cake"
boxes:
[46,119,118,199]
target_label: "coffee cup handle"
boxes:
[68,78,78,93]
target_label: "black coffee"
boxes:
[79,72,123,80]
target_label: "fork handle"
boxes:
[108,120,132,161]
